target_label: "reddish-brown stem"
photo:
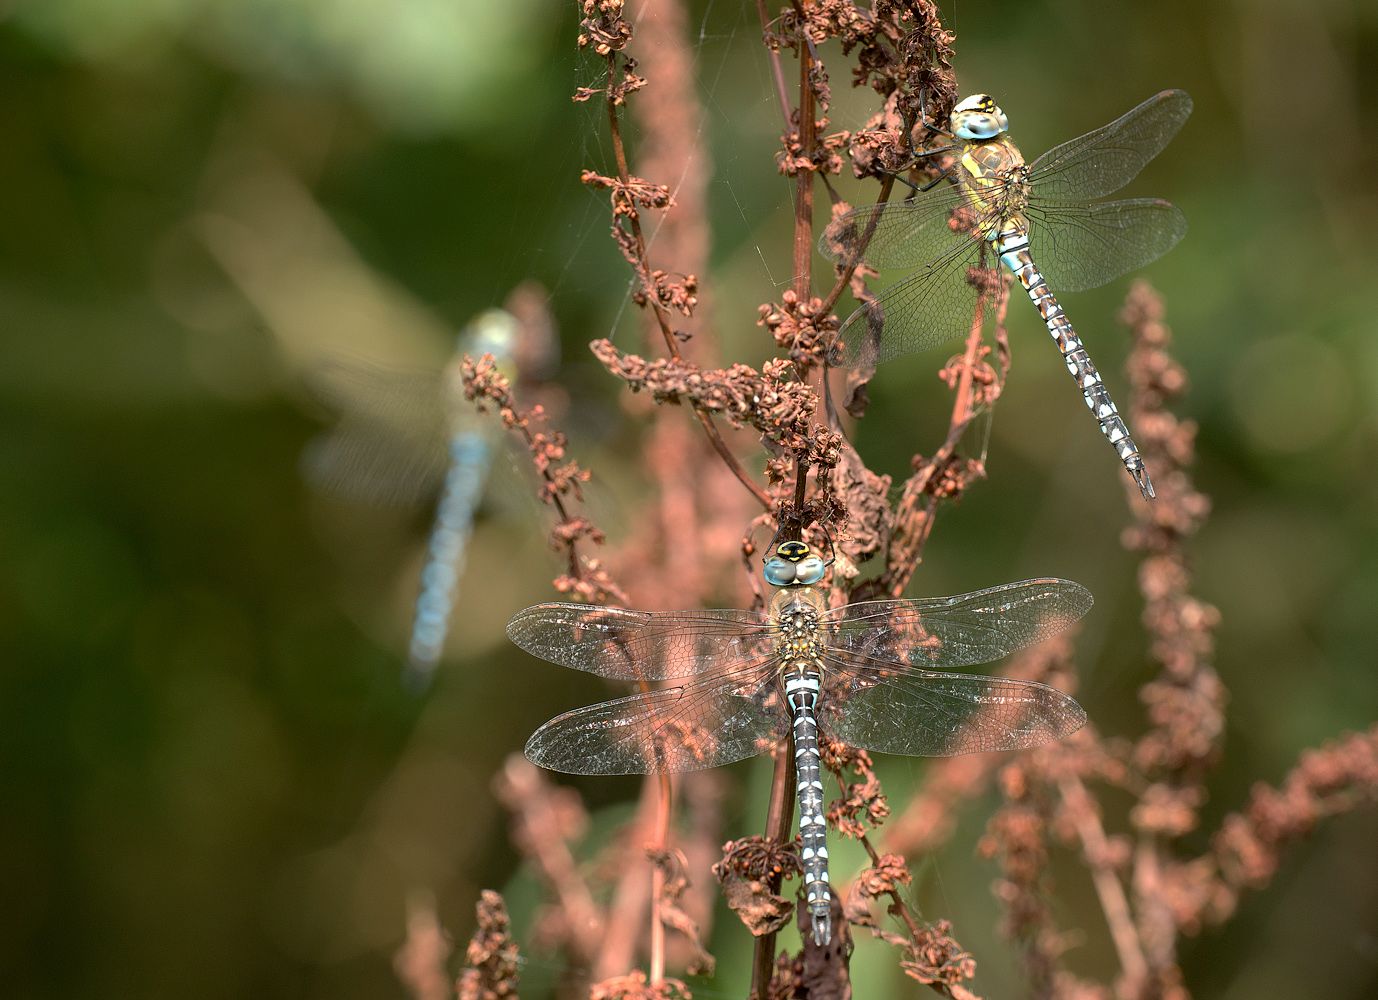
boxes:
[1060,776,1149,993]
[825,764,982,1000]
[790,9,815,303]
[787,3,820,529]
[859,280,1003,601]
[506,411,585,581]
[750,743,797,1000]
[649,772,673,985]
[700,414,773,508]
[843,274,1008,603]
[755,0,793,126]
[601,51,772,511]
[817,174,895,320]
[594,776,658,980]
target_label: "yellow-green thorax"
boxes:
[959,135,1031,245]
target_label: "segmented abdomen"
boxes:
[407,431,491,689]
[997,238,1154,500]
[783,662,831,945]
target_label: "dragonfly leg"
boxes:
[918,167,955,192]
[1001,246,1155,500]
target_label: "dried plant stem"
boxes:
[750,744,797,1000]
[863,278,1008,600]
[791,15,815,304]
[594,786,655,980]
[463,357,627,605]
[755,0,792,125]
[1059,776,1148,992]
[649,773,673,985]
[817,175,894,320]
[601,52,773,511]
[749,10,820,991]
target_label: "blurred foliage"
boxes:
[1,1,1377,999]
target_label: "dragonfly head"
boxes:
[764,540,828,588]
[461,309,520,369]
[951,94,1009,141]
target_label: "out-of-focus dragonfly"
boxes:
[306,303,556,691]
[509,540,1090,944]
[821,90,1192,499]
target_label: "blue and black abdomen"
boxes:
[997,238,1153,499]
[406,430,491,689]
[783,663,831,945]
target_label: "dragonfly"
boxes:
[820,90,1193,499]
[510,540,1090,945]
[306,306,552,691]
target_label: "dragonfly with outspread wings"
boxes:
[510,540,1090,944]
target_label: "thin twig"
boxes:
[755,0,793,126]
[649,773,673,984]
[750,743,797,1000]
[790,12,815,305]
[600,51,773,511]
[817,174,895,320]
[1060,776,1149,993]
[855,274,1008,601]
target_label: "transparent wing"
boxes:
[1028,90,1192,201]
[302,357,453,507]
[830,239,996,368]
[524,657,786,774]
[824,579,1092,668]
[1026,198,1187,293]
[300,426,449,508]
[307,356,450,438]
[817,186,971,270]
[822,649,1085,756]
[507,604,775,681]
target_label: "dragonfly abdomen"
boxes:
[406,430,491,688]
[998,241,1154,500]
[783,661,831,945]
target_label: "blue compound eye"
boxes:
[794,556,826,585]
[763,558,797,587]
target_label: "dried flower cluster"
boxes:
[712,835,803,937]
[456,892,522,1000]
[461,353,627,605]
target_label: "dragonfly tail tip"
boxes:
[811,912,831,946]
[1133,468,1155,501]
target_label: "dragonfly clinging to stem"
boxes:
[821,90,1192,499]
[511,540,1090,945]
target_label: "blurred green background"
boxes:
[2,0,1377,998]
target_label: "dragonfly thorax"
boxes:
[959,139,1031,242]
[769,586,829,666]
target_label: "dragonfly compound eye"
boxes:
[951,93,1008,140]
[794,556,826,586]
[763,558,798,587]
